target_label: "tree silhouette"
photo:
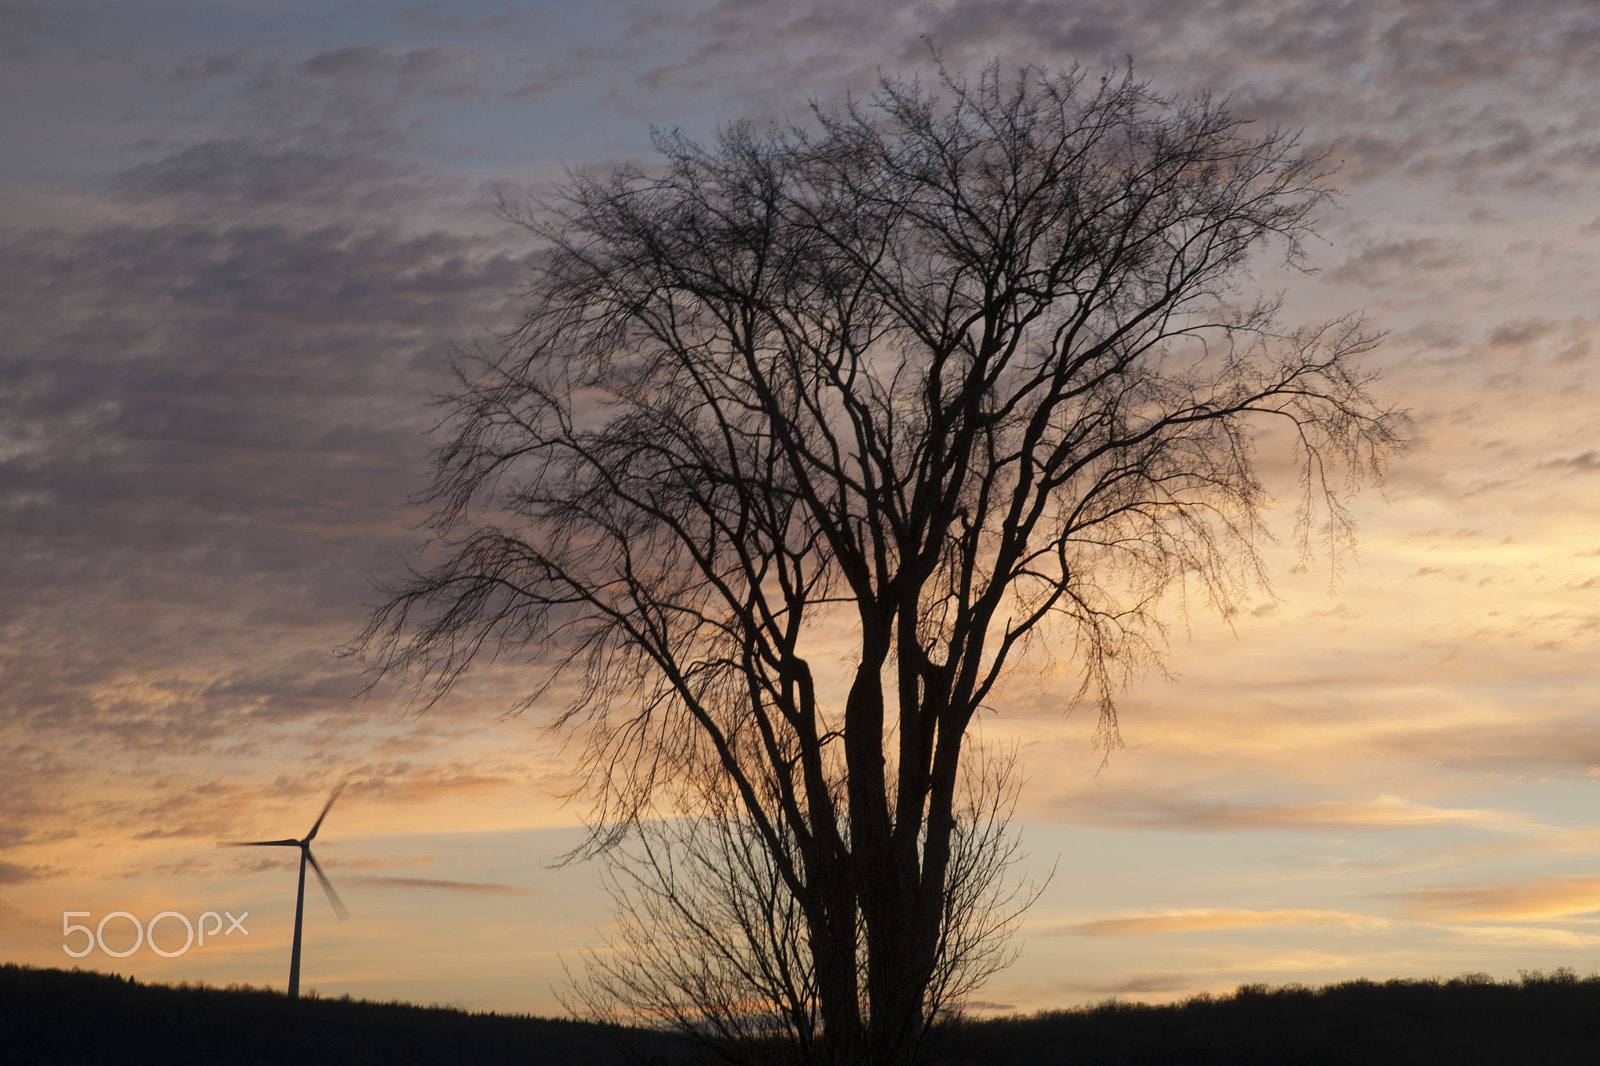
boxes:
[357,61,1398,1066]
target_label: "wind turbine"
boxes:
[226,785,349,1000]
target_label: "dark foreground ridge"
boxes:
[944,969,1600,1065]
[6,964,1600,1064]
[0,964,696,1065]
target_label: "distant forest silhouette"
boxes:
[0,964,693,1065]
[6,963,1600,1064]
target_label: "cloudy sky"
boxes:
[4,0,1600,1016]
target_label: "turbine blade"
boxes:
[305,783,345,843]
[222,839,300,847]
[306,850,349,921]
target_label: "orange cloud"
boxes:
[346,765,515,805]
[1440,925,1600,948]
[1054,791,1545,834]
[1401,875,1600,921]
[1054,909,1389,937]
[344,875,539,896]
[1212,796,1541,832]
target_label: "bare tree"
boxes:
[567,739,1031,1065]
[357,61,1399,1066]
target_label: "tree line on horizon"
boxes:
[8,964,1600,1065]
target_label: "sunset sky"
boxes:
[4,0,1600,1017]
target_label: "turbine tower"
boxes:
[227,785,348,1000]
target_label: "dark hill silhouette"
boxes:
[7,964,1600,1064]
[942,969,1600,1065]
[0,964,696,1065]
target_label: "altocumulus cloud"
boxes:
[615,0,1600,195]
[0,30,536,864]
